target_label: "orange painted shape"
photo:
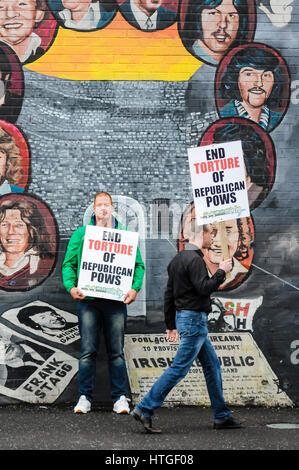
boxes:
[25,13,202,81]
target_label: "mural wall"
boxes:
[0,0,298,406]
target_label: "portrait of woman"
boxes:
[0,123,30,196]
[0,195,57,290]
[177,201,254,290]
[0,0,58,64]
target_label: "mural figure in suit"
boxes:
[48,0,116,30]
[119,0,177,31]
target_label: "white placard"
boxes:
[77,225,139,301]
[188,140,250,224]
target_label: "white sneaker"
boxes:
[74,395,91,414]
[113,395,130,414]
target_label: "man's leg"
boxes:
[198,336,230,421]
[136,310,207,418]
[77,300,100,402]
[101,299,128,403]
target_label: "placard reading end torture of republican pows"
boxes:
[77,225,139,301]
[188,140,250,225]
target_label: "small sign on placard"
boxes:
[188,140,250,225]
[77,225,139,301]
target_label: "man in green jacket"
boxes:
[62,191,145,414]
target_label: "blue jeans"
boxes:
[137,310,231,422]
[77,298,128,403]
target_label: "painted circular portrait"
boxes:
[199,117,276,211]
[0,194,57,291]
[0,0,58,65]
[0,121,30,197]
[178,201,255,291]
[215,43,291,132]
[179,0,256,67]
[0,42,24,124]
[117,0,178,31]
[47,0,117,31]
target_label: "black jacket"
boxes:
[164,243,225,330]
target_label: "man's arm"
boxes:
[187,255,229,296]
[131,246,145,292]
[124,246,145,304]
[164,267,176,331]
[62,229,84,297]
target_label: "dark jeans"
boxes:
[77,298,128,403]
[137,310,231,422]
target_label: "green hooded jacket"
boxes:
[62,217,145,297]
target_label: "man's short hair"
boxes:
[218,46,283,109]
[94,191,113,205]
[17,305,57,330]
[185,218,205,240]
[182,0,250,51]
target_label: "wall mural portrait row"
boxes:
[0,0,262,66]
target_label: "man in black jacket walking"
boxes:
[131,222,242,432]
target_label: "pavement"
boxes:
[1,403,298,461]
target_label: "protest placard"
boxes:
[188,140,250,225]
[77,225,139,301]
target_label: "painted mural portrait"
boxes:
[203,218,251,290]
[118,0,178,31]
[0,195,56,290]
[0,329,46,389]
[2,301,80,345]
[216,44,290,132]
[0,43,24,124]
[0,124,29,196]
[0,0,58,64]
[17,304,78,336]
[48,0,117,31]
[208,297,235,331]
[178,202,254,290]
[200,118,276,210]
[179,0,256,66]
